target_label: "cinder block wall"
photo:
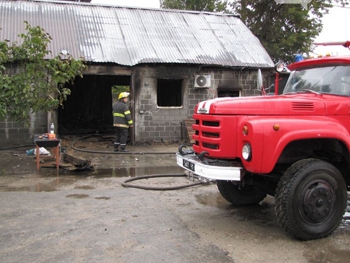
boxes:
[134,73,189,142]
[0,112,47,148]
[133,65,264,143]
[0,64,269,146]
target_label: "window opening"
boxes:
[157,79,183,107]
[218,89,240,97]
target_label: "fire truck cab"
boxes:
[177,42,350,240]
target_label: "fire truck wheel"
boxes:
[275,158,347,240]
[217,180,267,205]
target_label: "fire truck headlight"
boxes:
[242,143,252,161]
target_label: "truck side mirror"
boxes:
[257,69,263,91]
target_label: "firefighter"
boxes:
[113,92,133,152]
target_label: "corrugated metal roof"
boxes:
[0,0,274,68]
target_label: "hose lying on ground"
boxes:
[71,135,179,155]
[72,135,206,190]
[121,173,210,190]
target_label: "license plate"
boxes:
[183,159,195,171]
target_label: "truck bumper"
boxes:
[176,152,243,181]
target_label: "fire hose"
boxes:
[71,135,211,190]
[121,173,210,191]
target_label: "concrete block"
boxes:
[165,115,176,121]
[144,105,153,111]
[150,121,160,126]
[12,123,26,128]
[145,127,155,132]
[149,131,160,137]
[155,126,165,132]
[139,131,150,138]
[153,116,166,121]
[18,128,30,134]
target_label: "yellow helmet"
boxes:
[118,92,130,100]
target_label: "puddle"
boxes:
[66,194,89,199]
[0,182,58,192]
[306,249,350,263]
[91,166,184,178]
[74,185,95,190]
[196,192,300,228]
[29,165,184,178]
[339,212,350,229]
[0,178,78,192]
[196,192,350,227]
[0,166,184,192]
[196,191,232,209]
[304,238,350,263]
[95,196,110,200]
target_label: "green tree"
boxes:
[160,0,230,12]
[230,0,349,63]
[112,85,129,96]
[0,22,86,123]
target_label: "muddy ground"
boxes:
[1,135,350,263]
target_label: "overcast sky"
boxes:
[91,0,350,56]
[313,5,350,56]
[91,0,160,8]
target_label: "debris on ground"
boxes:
[62,152,94,171]
[26,147,50,156]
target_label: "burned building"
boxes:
[0,0,273,146]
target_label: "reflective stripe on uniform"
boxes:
[114,113,125,117]
[114,124,129,128]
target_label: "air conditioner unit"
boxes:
[194,74,211,88]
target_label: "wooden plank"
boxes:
[63,152,89,167]
[62,152,95,171]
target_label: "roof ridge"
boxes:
[12,0,240,17]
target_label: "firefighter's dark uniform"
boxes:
[113,100,133,152]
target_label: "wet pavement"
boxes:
[1,137,350,262]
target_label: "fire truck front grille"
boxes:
[192,118,221,151]
[202,121,220,127]
[192,115,237,159]
[202,131,219,138]
[202,142,219,149]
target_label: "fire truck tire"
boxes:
[275,158,347,240]
[217,180,267,205]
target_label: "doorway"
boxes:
[58,75,131,134]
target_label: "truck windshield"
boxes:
[283,65,350,96]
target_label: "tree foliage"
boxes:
[161,0,349,63]
[160,0,231,12]
[0,22,86,123]
[112,85,129,95]
[230,0,349,63]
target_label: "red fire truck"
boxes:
[177,41,350,240]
